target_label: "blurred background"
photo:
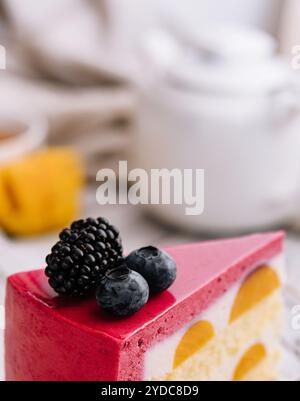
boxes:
[1,0,300,380]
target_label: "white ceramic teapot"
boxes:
[134,24,300,233]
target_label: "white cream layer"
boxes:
[144,253,285,380]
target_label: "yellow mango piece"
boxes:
[0,147,84,236]
[233,343,267,381]
[230,266,280,323]
[173,320,214,368]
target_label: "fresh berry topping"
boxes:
[96,265,149,317]
[125,246,176,293]
[45,217,123,297]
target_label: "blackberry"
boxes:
[45,217,123,297]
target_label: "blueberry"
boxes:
[125,246,176,293]
[96,265,149,317]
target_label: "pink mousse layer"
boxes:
[5,231,284,381]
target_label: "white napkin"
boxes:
[0,0,139,176]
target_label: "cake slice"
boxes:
[5,231,285,381]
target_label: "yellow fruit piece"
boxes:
[233,343,267,381]
[0,148,84,236]
[173,320,214,368]
[230,266,280,323]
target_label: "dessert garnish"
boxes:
[45,217,123,297]
[45,217,177,317]
[125,246,177,293]
[96,264,149,317]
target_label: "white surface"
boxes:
[0,195,300,380]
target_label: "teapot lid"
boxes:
[146,24,290,95]
[167,55,289,95]
[169,23,277,63]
